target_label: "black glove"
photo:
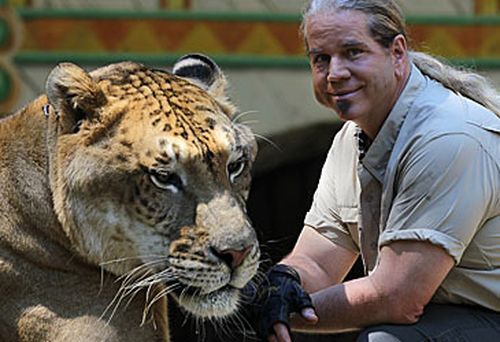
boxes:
[253,264,314,341]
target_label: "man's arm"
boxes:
[281,225,359,293]
[289,239,455,334]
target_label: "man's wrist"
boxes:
[270,264,301,283]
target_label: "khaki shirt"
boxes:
[304,65,500,311]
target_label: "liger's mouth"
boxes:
[170,283,240,309]
[170,282,242,318]
[171,283,237,299]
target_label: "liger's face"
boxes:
[306,9,406,137]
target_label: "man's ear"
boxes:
[46,62,107,134]
[391,34,407,59]
[390,34,409,78]
[172,53,236,117]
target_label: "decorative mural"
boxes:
[1,5,499,113]
[17,14,500,60]
[16,14,303,57]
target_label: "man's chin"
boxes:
[335,99,352,116]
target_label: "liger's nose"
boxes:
[211,245,253,269]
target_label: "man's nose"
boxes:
[327,56,350,81]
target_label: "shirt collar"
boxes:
[357,64,426,182]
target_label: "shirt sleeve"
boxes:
[380,133,495,263]
[304,124,361,253]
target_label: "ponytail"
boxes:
[410,51,500,116]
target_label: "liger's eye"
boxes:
[227,159,246,183]
[149,171,184,193]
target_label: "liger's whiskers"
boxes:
[253,268,268,287]
[178,286,190,305]
[100,258,172,325]
[131,268,176,290]
[235,303,257,337]
[123,285,147,310]
[141,282,181,326]
[101,285,129,325]
[181,303,194,327]
[215,315,233,339]
[194,314,206,342]
[99,255,166,267]
[98,255,164,295]
[253,133,281,151]
[237,119,260,126]
[232,110,259,124]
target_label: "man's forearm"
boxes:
[290,276,397,333]
[290,241,454,333]
[281,255,337,294]
[282,253,396,333]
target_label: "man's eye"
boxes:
[346,48,363,59]
[313,54,330,65]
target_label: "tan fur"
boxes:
[0,60,259,341]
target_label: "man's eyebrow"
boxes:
[341,40,367,48]
[307,48,323,55]
[307,40,368,55]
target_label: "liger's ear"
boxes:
[172,54,236,117]
[46,62,107,134]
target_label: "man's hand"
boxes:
[269,307,318,342]
[257,264,318,341]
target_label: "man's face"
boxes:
[306,9,408,138]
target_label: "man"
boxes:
[255,1,500,341]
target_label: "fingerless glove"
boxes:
[257,264,314,340]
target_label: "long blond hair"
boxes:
[302,0,500,116]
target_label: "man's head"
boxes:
[302,0,411,138]
[303,0,408,49]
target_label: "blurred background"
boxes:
[0,0,499,341]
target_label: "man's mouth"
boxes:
[331,87,360,100]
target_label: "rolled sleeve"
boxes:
[305,211,359,253]
[380,229,465,262]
